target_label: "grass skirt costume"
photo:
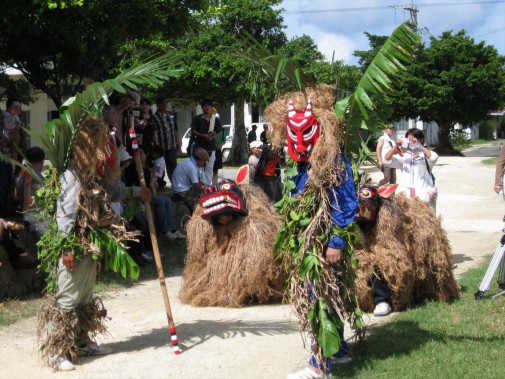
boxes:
[37,116,137,367]
[355,193,461,312]
[180,183,284,307]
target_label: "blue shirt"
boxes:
[292,154,358,249]
[172,157,200,193]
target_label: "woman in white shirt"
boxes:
[383,128,438,211]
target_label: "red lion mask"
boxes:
[286,99,320,162]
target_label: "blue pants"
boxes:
[151,195,176,234]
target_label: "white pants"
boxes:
[203,151,216,185]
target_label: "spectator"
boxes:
[111,148,185,241]
[190,99,222,184]
[376,125,397,185]
[151,145,167,190]
[213,126,226,185]
[15,146,45,212]
[171,148,208,212]
[105,92,135,150]
[383,128,438,211]
[0,100,23,212]
[247,124,257,143]
[137,98,157,148]
[152,96,179,184]
[260,123,269,144]
[0,218,37,269]
[494,143,505,195]
[248,141,263,183]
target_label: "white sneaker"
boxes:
[373,302,392,317]
[331,354,352,364]
[78,342,114,357]
[163,231,178,240]
[49,355,75,371]
[141,251,154,262]
[172,230,186,239]
[286,367,325,379]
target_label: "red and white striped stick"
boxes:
[129,128,181,355]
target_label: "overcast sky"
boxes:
[277,0,505,65]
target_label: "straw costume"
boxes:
[266,85,363,373]
[180,179,284,307]
[37,116,138,370]
[354,188,461,312]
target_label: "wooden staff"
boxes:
[129,128,181,355]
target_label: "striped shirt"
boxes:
[152,110,177,151]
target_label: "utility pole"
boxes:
[391,2,419,26]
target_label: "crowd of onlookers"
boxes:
[0,92,286,274]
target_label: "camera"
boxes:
[128,109,141,117]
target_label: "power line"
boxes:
[283,1,505,14]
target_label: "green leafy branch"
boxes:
[89,228,139,280]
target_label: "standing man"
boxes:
[153,96,179,184]
[376,125,397,186]
[190,99,222,184]
[260,123,269,143]
[247,124,257,143]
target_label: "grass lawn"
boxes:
[331,257,505,378]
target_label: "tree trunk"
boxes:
[437,121,454,150]
[228,97,248,165]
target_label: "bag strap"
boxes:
[424,156,435,184]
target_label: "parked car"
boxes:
[180,125,232,156]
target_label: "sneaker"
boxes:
[331,354,352,364]
[49,355,75,371]
[77,342,114,357]
[373,302,392,317]
[163,231,178,240]
[172,230,186,239]
[141,251,154,263]
[286,367,325,379]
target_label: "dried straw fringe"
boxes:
[37,295,108,366]
[180,185,285,307]
[355,194,461,311]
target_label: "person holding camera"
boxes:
[383,128,438,211]
[152,96,179,184]
[137,98,156,148]
[190,99,222,185]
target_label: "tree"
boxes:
[164,0,287,164]
[394,30,505,150]
[0,0,209,108]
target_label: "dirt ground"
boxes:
[1,143,504,379]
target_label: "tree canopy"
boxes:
[0,0,209,107]
[394,30,505,150]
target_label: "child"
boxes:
[151,145,167,189]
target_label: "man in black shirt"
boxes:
[190,99,222,184]
[247,124,257,143]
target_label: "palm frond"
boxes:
[335,21,421,154]
[37,53,182,172]
[232,32,315,103]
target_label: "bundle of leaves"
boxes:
[180,185,284,307]
[355,194,461,311]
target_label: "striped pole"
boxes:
[129,128,181,355]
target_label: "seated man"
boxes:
[171,148,208,212]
